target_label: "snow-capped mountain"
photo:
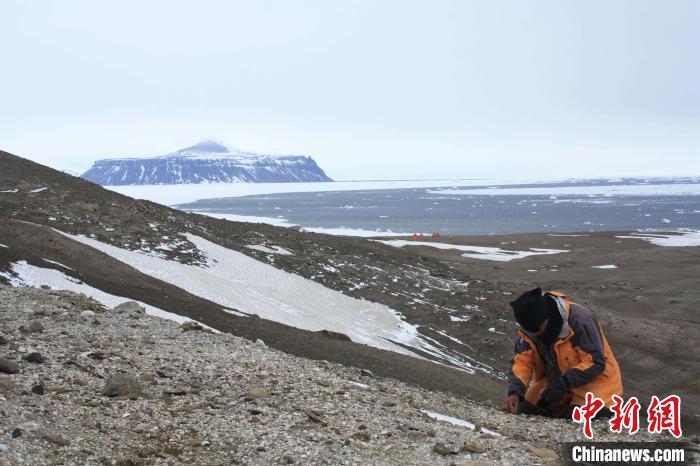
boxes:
[81,140,333,185]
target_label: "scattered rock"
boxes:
[80,310,95,318]
[22,352,46,363]
[254,339,267,349]
[31,384,45,395]
[0,359,19,374]
[11,429,21,439]
[528,444,558,460]
[0,335,7,345]
[360,369,374,378]
[102,373,143,399]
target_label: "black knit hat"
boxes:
[510,287,550,332]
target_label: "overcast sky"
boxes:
[1,0,698,180]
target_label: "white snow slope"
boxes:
[57,231,490,374]
[5,261,214,329]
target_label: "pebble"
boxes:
[31,384,45,395]
[462,440,487,453]
[0,359,19,374]
[43,432,71,447]
[22,352,45,363]
[19,321,44,334]
[102,373,143,399]
[528,444,559,460]
[113,301,144,313]
[0,376,11,390]
[432,442,456,456]
[246,387,271,399]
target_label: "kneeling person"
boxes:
[503,288,623,418]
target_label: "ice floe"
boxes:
[376,240,568,262]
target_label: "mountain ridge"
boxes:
[80,140,333,185]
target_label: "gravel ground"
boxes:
[0,286,687,465]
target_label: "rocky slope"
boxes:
[80,141,333,185]
[0,286,679,465]
[0,150,513,400]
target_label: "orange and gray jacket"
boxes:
[507,291,623,406]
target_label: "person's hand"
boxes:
[537,377,566,408]
[502,394,520,414]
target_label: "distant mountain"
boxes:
[80,140,333,185]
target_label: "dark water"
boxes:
[178,178,700,235]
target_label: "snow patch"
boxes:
[42,258,73,270]
[592,265,617,269]
[615,230,700,247]
[6,261,216,331]
[376,240,568,262]
[29,187,48,193]
[246,244,294,255]
[420,409,501,437]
